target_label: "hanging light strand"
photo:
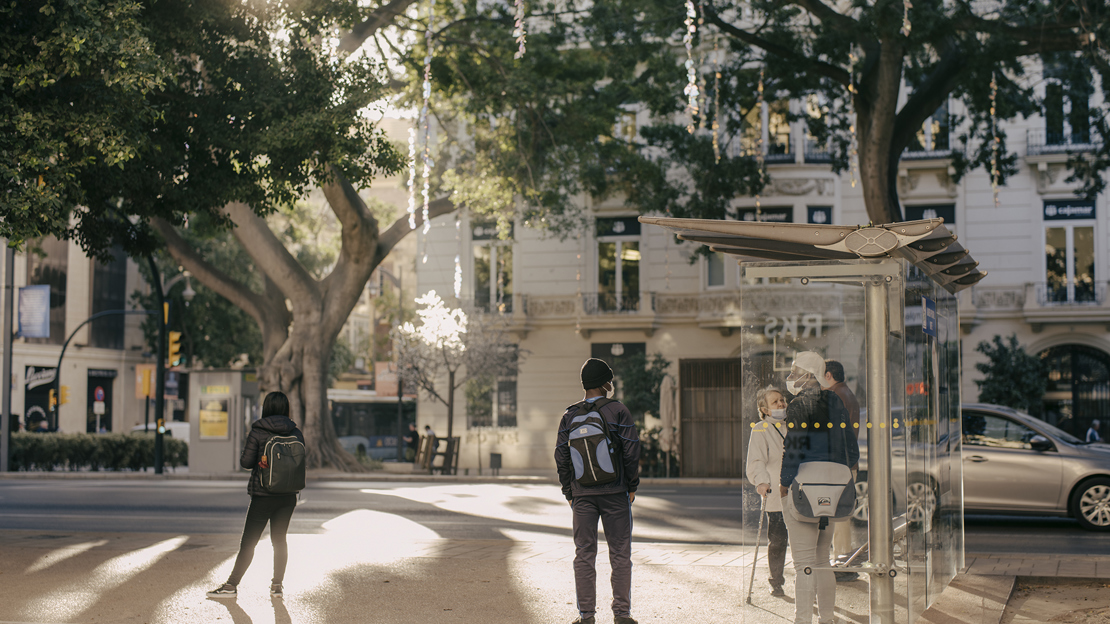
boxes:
[406,127,417,230]
[847,48,860,189]
[755,63,765,219]
[712,35,721,163]
[453,216,462,298]
[683,0,699,133]
[420,0,435,243]
[512,0,527,59]
[901,0,913,37]
[990,72,1001,208]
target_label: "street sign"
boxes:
[922,297,938,338]
[93,401,105,415]
[94,386,105,402]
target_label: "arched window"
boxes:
[1040,344,1110,438]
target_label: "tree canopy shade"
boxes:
[404,0,1108,227]
[0,0,165,250]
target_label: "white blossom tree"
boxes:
[394,291,520,440]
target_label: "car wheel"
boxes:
[1070,477,1110,532]
[905,479,937,525]
[852,473,869,524]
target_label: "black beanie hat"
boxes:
[581,358,614,390]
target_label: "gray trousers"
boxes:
[572,492,633,618]
[783,503,837,624]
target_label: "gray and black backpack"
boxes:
[566,398,620,487]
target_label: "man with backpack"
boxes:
[208,391,305,599]
[555,358,641,624]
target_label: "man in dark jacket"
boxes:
[209,392,304,599]
[555,358,641,624]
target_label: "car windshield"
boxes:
[992,406,1085,445]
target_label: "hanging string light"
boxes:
[847,47,860,189]
[407,127,417,230]
[901,0,913,37]
[712,35,721,163]
[755,63,765,219]
[990,72,1001,208]
[453,216,462,298]
[420,0,435,246]
[683,0,699,133]
[512,0,527,59]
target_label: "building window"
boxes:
[706,252,725,288]
[25,237,68,345]
[908,101,950,153]
[767,100,792,160]
[1043,59,1092,146]
[473,222,513,313]
[596,217,641,313]
[808,206,832,225]
[465,347,518,429]
[90,246,128,349]
[1043,200,1096,304]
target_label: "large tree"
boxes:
[400,0,1109,227]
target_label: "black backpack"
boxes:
[260,435,306,494]
[566,398,620,487]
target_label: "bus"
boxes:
[328,389,416,461]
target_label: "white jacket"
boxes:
[745,417,787,513]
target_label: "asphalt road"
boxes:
[1,479,1107,556]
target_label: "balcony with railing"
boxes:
[803,138,831,164]
[967,281,1110,331]
[1027,128,1099,157]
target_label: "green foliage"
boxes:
[613,352,671,423]
[10,432,187,471]
[974,334,1050,416]
[132,236,263,368]
[639,426,680,478]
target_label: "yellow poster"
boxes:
[199,398,229,439]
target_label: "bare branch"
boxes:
[339,0,421,54]
[703,7,851,87]
[376,197,456,263]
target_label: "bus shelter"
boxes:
[640,216,985,623]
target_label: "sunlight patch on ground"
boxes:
[360,484,570,530]
[20,536,188,622]
[23,539,109,574]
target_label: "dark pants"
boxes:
[766,511,789,588]
[227,494,297,586]
[572,492,633,619]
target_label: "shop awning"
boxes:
[638,216,986,293]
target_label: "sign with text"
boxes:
[922,297,938,338]
[18,285,50,338]
[199,397,230,439]
[1044,199,1095,221]
[738,207,793,223]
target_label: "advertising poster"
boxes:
[199,397,230,439]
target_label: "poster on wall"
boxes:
[199,397,230,439]
[24,366,56,431]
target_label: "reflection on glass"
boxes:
[1074,226,1094,302]
[1045,227,1067,302]
[963,413,1037,449]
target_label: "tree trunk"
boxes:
[855,40,906,225]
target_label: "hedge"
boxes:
[9,432,188,472]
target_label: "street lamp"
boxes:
[370,267,406,462]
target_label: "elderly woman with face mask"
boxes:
[746,385,790,597]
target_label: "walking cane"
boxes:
[745,493,768,605]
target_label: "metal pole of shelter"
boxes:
[865,276,895,623]
[1,246,14,472]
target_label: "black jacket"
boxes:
[780,386,859,487]
[555,398,641,500]
[241,415,304,497]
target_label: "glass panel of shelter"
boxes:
[737,258,962,624]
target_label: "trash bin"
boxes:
[489,453,502,475]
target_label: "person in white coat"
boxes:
[746,385,790,597]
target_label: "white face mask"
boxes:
[785,373,811,396]
[768,408,787,422]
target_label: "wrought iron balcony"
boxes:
[1027,128,1099,156]
[1034,281,1105,306]
[580,292,652,314]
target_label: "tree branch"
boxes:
[338,0,421,54]
[703,7,851,87]
[376,197,456,263]
[223,202,322,307]
[150,217,290,361]
[890,41,966,157]
[783,0,858,32]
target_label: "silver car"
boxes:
[962,403,1110,531]
[853,403,1110,531]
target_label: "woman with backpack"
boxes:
[208,391,305,599]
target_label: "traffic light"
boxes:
[168,331,182,366]
[59,385,70,405]
[48,389,56,408]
